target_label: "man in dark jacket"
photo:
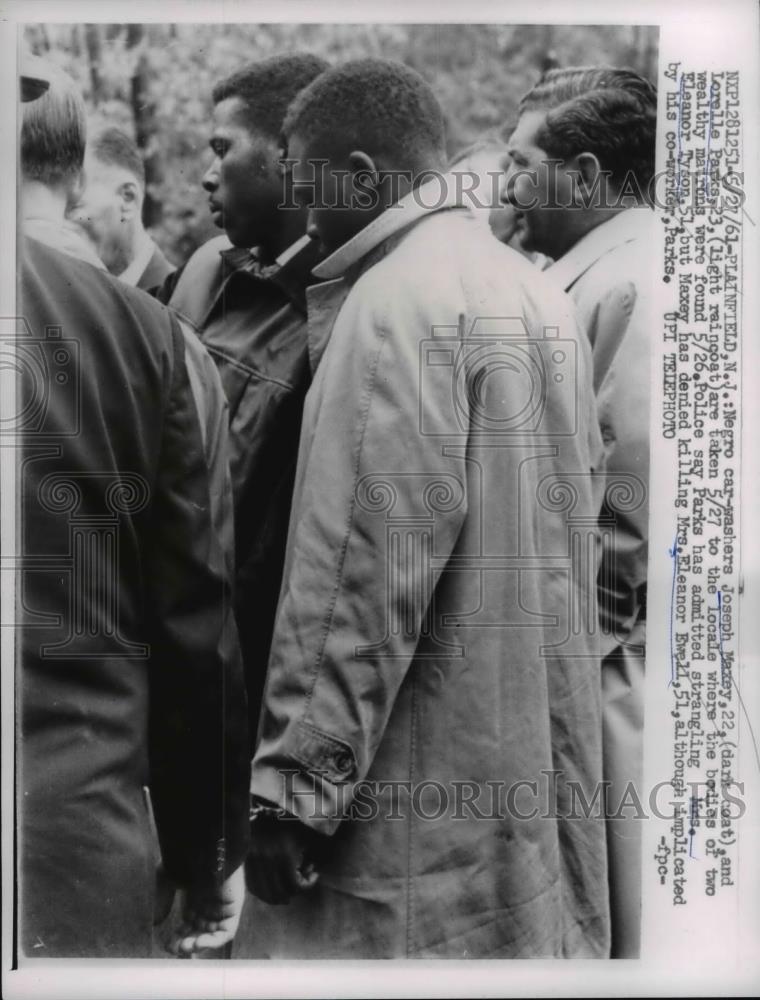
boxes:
[16,60,250,958]
[154,53,327,748]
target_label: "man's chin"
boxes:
[224,229,253,249]
[210,210,228,233]
[515,226,536,253]
[313,238,333,259]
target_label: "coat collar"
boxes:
[23,217,107,271]
[312,173,469,282]
[220,233,320,312]
[118,231,158,287]
[547,207,655,292]
[305,279,352,376]
[304,175,470,374]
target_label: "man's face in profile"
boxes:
[202,96,284,249]
[67,153,139,273]
[287,133,370,257]
[502,110,576,260]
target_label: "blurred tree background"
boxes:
[24,22,658,265]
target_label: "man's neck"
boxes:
[558,205,635,259]
[257,211,309,266]
[108,225,150,277]
[21,180,68,225]
[21,183,106,270]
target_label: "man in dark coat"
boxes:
[153,53,327,749]
[16,60,250,958]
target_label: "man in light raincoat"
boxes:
[237,59,610,958]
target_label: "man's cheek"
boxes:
[512,174,536,209]
[104,206,122,237]
[518,211,540,246]
[77,211,100,239]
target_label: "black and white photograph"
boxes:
[1,1,758,997]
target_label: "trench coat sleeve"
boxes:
[144,314,250,887]
[251,277,470,834]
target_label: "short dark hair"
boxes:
[21,64,85,187]
[282,58,446,167]
[212,52,329,139]
[518,66,657,188]
[89,127,145,187]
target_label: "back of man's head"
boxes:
[282,58,447,171]
[21,62,86,191]
[89,127,145,189]
[212,52,329,139]
[518,66,657,190]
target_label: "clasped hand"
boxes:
[244,812,322,904]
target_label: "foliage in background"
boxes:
[25,22,658,265]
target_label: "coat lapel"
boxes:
[547,208,655,292]
[305,279,352,375]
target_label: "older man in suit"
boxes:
[503,65,657,958]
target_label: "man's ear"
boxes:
[347,150,380,188]
[118,180,141,220]
[572,151,603,200]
